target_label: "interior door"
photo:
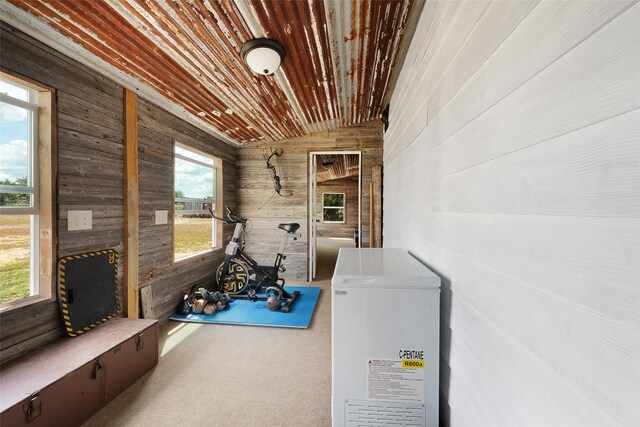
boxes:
[308,153,318,280]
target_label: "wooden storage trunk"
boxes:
[0,318,158,426]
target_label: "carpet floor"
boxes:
[83,237,354,427]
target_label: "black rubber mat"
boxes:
[57,250,120,337]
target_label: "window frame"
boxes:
[173,141,223,263]
[322,192,346,224]
[0,85,39,214]
[0,71,56,311]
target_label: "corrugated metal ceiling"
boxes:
[317,154,360,182]
[4,0,421,145]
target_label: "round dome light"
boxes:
[240,39,285,76]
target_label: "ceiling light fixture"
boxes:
[240,38,285,76]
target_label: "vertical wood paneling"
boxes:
[384,1,640,426]
[136,98,237,323]
[0,22,238,362]
[0,22,124,363]
[237,121,382,281]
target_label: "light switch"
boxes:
[68,210,92,231]
[155,210,168,225]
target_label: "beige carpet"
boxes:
[83,237,354,427]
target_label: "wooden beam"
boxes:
[124,89,139,318]
[369,181,374,247]
[215,157,224,247]
[371,165,382,248]
[38,91,56,299]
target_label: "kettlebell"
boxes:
[177,294,192,314]
[265,286,282,311]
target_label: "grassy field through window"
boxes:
[174,216,213,260]
[1,215,214,303]
[0,216,30,304]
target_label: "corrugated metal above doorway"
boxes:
[316,154,360,182]
[2,0,422,145]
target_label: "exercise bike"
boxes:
[210,207,300,312]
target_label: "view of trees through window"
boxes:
[323,193,345,223]
[0,76,38,304]
[1,177,30,206]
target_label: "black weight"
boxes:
[265,286,283,311]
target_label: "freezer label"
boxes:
[367,359,424,403]
[399,349,424,360]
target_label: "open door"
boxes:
[308,153,318,280]
[308,151,361,281]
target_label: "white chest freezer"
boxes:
[332,248,440,427]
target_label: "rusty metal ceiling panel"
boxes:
[236,0,340,134]
[327,0,414,126]
[6,0,305,143]
[317,154,359,182]
[4,0,420,145]
[108,0,306,142]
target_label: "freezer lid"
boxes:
[332,248,441,289]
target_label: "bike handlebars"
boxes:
[208,207,247,224]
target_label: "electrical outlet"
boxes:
[68,210,92,231]
[155,210,168,225]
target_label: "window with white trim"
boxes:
[322,192,345,223]
[174,143,222,261]
[0,72,54,308]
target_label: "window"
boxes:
[0,72,54,308]
[322,192,345,223]
[174,143,222,261]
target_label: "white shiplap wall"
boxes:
[383,1,640,426]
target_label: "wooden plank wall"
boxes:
[383,1,640,425]
[237,121,383,281]
[316,177,358,239]
[136,98,237,322]
[0,23,237,363]
[0,22,124,364]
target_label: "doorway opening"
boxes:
[308,151,361,281]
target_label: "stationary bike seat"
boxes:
[278,223,300,234]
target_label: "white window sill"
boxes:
[173,247,221,264]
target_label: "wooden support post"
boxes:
[371,165,382,248]
[124,90,139,318]
[38,91,56,298]
[369,181,374,247]
[215,157,224,246]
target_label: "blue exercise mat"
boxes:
[169,286,321,329]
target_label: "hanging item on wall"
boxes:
[263,147,292,197]
[57,249,121,337]
[381,104,390,132]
